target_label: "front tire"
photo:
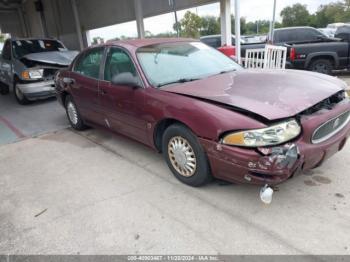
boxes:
[14,81,30,105]
[162,124,212,187]
[65,95,87,131]
[309,59,333,75]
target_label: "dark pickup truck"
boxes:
[241,26,350,74]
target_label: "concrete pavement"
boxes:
[0,94,68,145]
[0,128,349,255]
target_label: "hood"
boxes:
[163,69,346,121]
[21,50,79,66]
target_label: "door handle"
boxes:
[100,89,107,95]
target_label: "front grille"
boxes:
[312,111,350,144]
[43,68,59,80]
[301,91,347,116]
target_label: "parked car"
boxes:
[55,38,350,187]
[241,26,350,74]
[200,34,245,49]
[0,38,78,104]
[318,28,335,38]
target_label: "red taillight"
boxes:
[290,48,296,62]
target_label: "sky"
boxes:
[89,0,336,42]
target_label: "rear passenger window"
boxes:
[104,48,137,81]
[74,48,104,79]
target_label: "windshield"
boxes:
[12,39,66,58]
[136,42,242,87]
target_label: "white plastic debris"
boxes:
[260,184,274,204]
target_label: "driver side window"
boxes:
[104,48,137,82]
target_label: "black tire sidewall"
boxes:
[65,95,86,131]
[162,124,212,187]
[310,59,333,75]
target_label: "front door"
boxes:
[0,40,13,87]
[69,47,104,126]
[98,47,148,143]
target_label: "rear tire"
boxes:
[65,95,87,131]
[309,59,333,75]
[162,124,212,187]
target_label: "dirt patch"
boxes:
[304,180,318,186]
[335,193,345,198]
[39,130,96,149]
[312,175,332,184]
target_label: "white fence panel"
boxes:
[244,44,287,70]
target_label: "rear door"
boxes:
[69,47,105,125]
[98,47,148,143]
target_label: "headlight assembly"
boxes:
[222,119,301,147]
[21,69,44,80]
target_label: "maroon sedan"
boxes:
[55,38,350,187]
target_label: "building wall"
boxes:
[21,0,81,50]
[0,10,22,37]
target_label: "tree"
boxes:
[280,3,311,27]
[0,34,6,43]
[313,2,350,27]
[201,16,220,36]
[175,11,202,38]
[91,36,105,45]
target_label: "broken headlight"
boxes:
[21,69,44,80]
[222,119,301,147]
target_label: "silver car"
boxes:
[0,38,78,104]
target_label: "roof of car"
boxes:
[10,37,60,41]
[200,34,236,39]
[106,37,197,48]
[274,26,315,31]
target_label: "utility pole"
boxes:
[269,0,277,43]
[234,0,241,64]
[169,0,179,37]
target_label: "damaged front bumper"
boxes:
[17,80,56,100]
[200,106,350,186]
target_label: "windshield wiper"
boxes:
[219,68,237,74]
[157,78,200,88]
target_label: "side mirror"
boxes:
[111,72,142,88]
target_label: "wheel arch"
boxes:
[305,52,338,69]
[153,118,195,152]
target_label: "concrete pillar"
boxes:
[220,0,232,46]
[71,0,84,50]
[134,0,145,39]
[17,7,28,37]
[234,0,241,64]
